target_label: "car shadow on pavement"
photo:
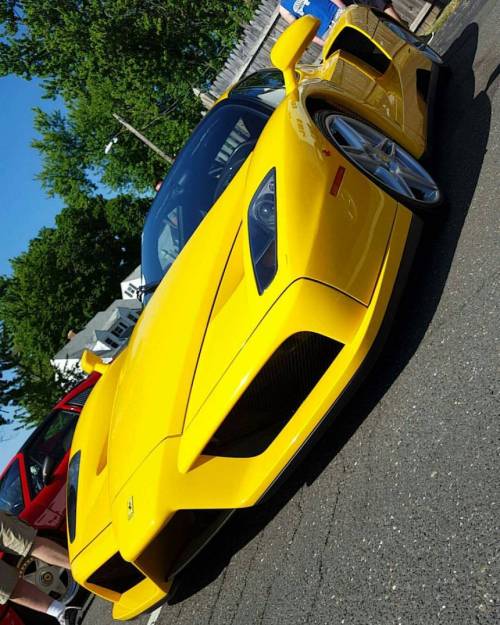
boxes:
[169,22,493,605]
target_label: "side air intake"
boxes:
[86,553,145,594]
[325,27,390,74]
[203,332,343,458]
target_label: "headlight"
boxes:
[67,451,81,543]
[248,169,277,293]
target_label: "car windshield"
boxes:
[23,410,79,499]
[230,69,286,109]
[0,460,24,515]
[142,100,270,288]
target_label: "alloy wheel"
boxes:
[323,114,441,206]
[18,555,79,603]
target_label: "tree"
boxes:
[0,193,149,424]
[0,351,76,429]
[1,0,258,196]
[0,323,16,425]
[0,322,60,428]
[1,194,148,359]
[0,0,259,422]
[31,108,97,202]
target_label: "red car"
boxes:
[0,373,100,625]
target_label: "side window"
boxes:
[23,411,79,499]
[231,69,285,108]
[67,385,94,408]
[0,460,24,515]
[233,69,284,91]
[111,321,129,338]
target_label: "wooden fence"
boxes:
[198,1,450,108]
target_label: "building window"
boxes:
[128,313,138,322]
[111,322,128,338]
[105,338,119,349]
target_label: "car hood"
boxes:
[106,164,249,500]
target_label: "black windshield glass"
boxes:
[230,69,285,108]
[0,460,24,515]
[142,100,270,287]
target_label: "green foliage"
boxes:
[0,194,149,425]
[0,352,78,429]
[0,0,258,423]
[0,322,66,428]
[31,108,97,201]
[0,324,16,426]
[1,194,147,358]
[1,0,258,196]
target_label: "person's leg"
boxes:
[0,511,69,572]
[10,579,72,624]
[1,558,65,622]
[9,577,53,613]
[384,4,404,23]
[0,513,73,622]
[31,536,70,570]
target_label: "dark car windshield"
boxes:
[142,100,270,287]
[0,459,24,515]
[230,69,285,108]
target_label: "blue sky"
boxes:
[0,75,64,471]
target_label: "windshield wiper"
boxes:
[136,281,161,303]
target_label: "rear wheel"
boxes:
[10,545,82,625]
[314,109,442,214]
[17,553,78,604]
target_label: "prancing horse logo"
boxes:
[127,496,134,520]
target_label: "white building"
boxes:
[52,299,142,373]
[120,265,143,300]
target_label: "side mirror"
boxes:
[42,456,56,486]
[80,349,108,375]
[271,15,320,95]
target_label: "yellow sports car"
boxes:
[67,7,443,619]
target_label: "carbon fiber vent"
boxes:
[87,553,145,594]
[203,332,343,458]
[325,27,390,74]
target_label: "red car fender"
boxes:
[0,372,101,625]
[0,607,24,625]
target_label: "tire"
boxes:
[313,108,443,216]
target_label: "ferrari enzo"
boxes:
[67,6,443,619]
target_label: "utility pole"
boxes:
[112,113,174,164]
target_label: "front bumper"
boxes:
[71,523,172,621]
[73,204,420,620]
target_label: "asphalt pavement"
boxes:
[81,2,499,623]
